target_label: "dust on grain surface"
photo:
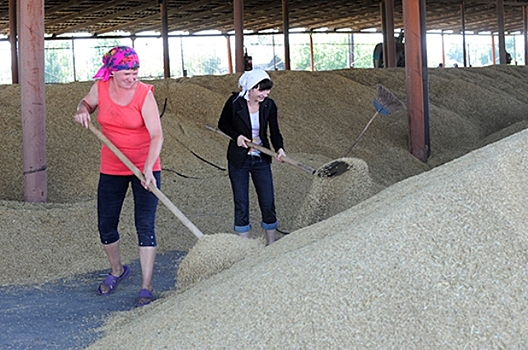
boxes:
[1,66,527,348]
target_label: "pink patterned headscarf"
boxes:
[93,46,140,81]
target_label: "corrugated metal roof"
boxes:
[0,0,526,37]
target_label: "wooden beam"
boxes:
[46,0,141,27]
[470,0,528,6]
[491,33,496,64]
[160,0,170,78]
[53,1,158,35]
[2,0,528,44]
[226,35,233,74]
[403,0,427,162]
[497,0,507,64]
[384,0,396,67]
[381,0,388,67]
[188,1,377,33]
[524,6,528,64]
[114,3,232,34]
[462,0,468,67]
[420,0,430,159]
[247,3,375,32]
[20,0,48,202]
[283,0,291,70]
[9,0,17,84]
[168,5,233,33]
[234,0,244,73]
[309,33,314,71]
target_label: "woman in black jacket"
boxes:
[218,69,285,245]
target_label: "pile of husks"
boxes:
[1,65,527,349]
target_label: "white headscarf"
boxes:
[238,69,271,100]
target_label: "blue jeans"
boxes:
[228,155,278,233]
[97,172,160,246]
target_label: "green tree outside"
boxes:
[45,41,74,83]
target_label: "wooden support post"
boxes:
[403,0,427,162]
[384,0,396,67]
[282,0,291,70]
[497,0,507,64]
[441,31,446,67]
[349,33,355,68]
[309,33,315,71]
[420,0,430,159]
[234,0,244,73]
[160,0,170,79]
[380,1,388,67]
[491,34,497,64]
[524,6,528,65]
[9,0,18,84]
[226,35,233,74]
[461,0,467,67]
[20,0,47,202]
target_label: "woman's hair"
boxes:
[253,78,273,91]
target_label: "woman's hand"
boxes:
[142,170,156,190]
[74,109,91,129]
[74,87,97,128]
[237,135,251,148]
[74,93,97,129]
[275,148,286,163]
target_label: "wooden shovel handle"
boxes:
[88,122,204,239]
[205,124,316,175]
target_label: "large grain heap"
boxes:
[92,123,528,350]
[1,66,527,348]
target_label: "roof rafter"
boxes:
[0,0,526,38]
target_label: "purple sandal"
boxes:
[97,265,130,295]
[136,288,155,307]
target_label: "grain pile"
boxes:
[90,127,528,349]
[176,233,264,291]
[1,65,528,347]
[294,157,376,229]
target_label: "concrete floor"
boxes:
[0,250,186,349]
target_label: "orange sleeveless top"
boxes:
[97,79,161,175]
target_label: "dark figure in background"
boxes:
[218,69,285,246]
[373,31,405,68]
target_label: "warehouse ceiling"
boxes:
[0,0,527,38]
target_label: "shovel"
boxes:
[88,122,204,239]
[206,124,349,177]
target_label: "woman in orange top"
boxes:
[74,46,163,307]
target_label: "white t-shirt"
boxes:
[249,111,262,155]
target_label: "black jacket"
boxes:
[218,92,284,169]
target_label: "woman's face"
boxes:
[112,69,138,89]
[248,86,270,102]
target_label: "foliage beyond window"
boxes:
[0,32,524,84]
